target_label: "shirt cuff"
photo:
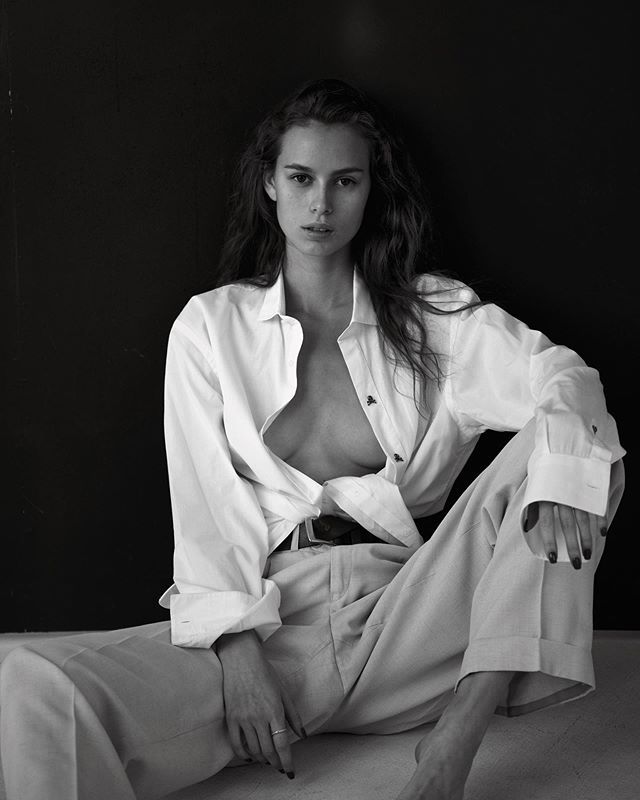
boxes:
[521,452,611,562]
[162,579,282,648]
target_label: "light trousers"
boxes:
[0,421,625,800]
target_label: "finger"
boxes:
[227,722,252,762]
[588,512,599,551]
[597,514,608,538]
[536,501,558,563]
[281,686,306,740]
[557,504,582,569]
[524,502,538,532]
[270,719,296,778]
[255,723,283,772]
[574,509,593,560]
[241,726,264,764]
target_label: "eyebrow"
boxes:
[283,163,365,175]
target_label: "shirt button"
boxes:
[393,453,404,462]
[366,395,377,405]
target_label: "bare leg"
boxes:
[395,670,515,800]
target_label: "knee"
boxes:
[2,644,56,696]
[1,641,79,714]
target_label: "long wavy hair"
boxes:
[217,78,480,400]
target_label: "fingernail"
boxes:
[278,769,285,774]
[601,527,608,537]
[301,726,307,739]
[548,551,557,564]
[584,548,592,560]
[572,557,582,570]
[244,758,252,763]
[287,771,295,779]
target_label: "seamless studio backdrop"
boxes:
[1,1,637,633]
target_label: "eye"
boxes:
[337,177,356,187]
[290,174,312,185]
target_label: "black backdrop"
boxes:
[2,0,637,632]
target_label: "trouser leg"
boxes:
[324,420,624,732]
[0,622,233,800]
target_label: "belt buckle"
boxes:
[304,517,334,546]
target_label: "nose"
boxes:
[310,184,332,216]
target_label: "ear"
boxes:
[263,170,277,202]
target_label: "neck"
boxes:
[282,251,354,317]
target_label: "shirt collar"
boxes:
[257,267,378,326]
[350,267,378,326]
[257,272,287,321]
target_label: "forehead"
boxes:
[277,121,370,169]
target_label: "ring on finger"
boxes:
[270,728,288,736]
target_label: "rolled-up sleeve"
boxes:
[159,311,281,648]
[446,300,625,556]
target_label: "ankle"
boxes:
[454,670,514,711]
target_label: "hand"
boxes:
[524,501,608,569]
[216,630,305,778]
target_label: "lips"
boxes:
[302,224,334,233]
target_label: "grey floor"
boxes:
[1,632,639,799]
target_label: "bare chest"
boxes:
[263,320,386,483]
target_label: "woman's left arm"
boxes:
[447,297,625,565]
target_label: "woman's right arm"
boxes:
[162,303,281,648]
[164,301,304,770]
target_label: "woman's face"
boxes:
[264,121,371,266]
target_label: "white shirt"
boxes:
[159,269,624,648]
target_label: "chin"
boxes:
[298,236,352,258]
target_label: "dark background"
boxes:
[1,1,637,632]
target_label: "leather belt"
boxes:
[274,515,380,551]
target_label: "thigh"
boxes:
[2,621,232,798]
[324,529,489,734]
[21,622,221,726]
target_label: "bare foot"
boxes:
[393,727,471,800]
[394,670,514,799]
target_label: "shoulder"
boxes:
[173,281,264,332]
[169,281,265,354]
[178,282,263,325]
[413,272,480,313]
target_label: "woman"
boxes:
[0,79,625,800]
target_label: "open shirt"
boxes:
[159,270,624,648]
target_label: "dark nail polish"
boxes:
[584,548,592,560]
[548,551,557,564]
[287,771,295,780]
[278,769,285,774]
[572,557,582,570]
[301,726,307,739]
[244,758,252,763]
[601,527,608,537]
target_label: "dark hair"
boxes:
[217,78,479,401]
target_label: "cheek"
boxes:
[347,192,370,227]
[277,188,302,215]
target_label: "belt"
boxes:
[274,515,381,551]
